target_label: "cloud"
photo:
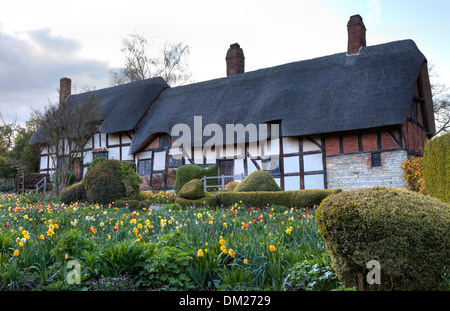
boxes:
[0,28,110,124]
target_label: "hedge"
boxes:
[60,182,86,204]
[316,186,450,291]
[423,132,449,203]
[216,189,342,208]
[175,191,217,208]
[178,179,204,200]
[233,170,281,192]
[174,164,217,193]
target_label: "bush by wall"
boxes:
[174,164,217,193]
[216,189,341,208]
[83,160,127,204]
[316,186,450,291]
[423,132,449,203]
[401,156,426,194]
[60,159,141,205]
[233,170,281,192]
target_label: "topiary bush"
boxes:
[178,179,205,200]
[423,132,449,203]
[175,191,217,208]
[216,189,341,208]
[316,186,450,291]
[60,182,86,204]
[174,164,217,193]
[83,160,127,205]
[233,170,281,192]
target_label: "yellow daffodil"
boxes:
[197,249,204,258]
[13,249,19,257]
[269,245,276,252]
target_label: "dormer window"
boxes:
[92,147,108,159]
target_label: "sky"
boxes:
[0,0,449,125]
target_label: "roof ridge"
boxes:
[166,39,420,93]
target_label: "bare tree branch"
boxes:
[31,94,103,194]
[109,33,193,87]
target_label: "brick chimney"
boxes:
[226,43,245,76]
[59,77,72,104]
[347,14,366,55]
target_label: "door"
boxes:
[218,160,234,187]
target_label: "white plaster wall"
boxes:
[93,134,100,148]
[303,135,322,152]
[304,153,323,172]
[121,146,133,161]
[304,174,324,189]
[153,151,166,171]
[108,147,120,160]
[122,134,132,144]
[100,133,107,147]
[40,155,48,170]
[284,176,300,191]
[84,151,93,164]
[108,133,120,145]
[234,159,245,176]
[283,137,299,154]
[283,156,300,174]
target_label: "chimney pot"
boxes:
[59,77,72,104]
[347,14,366,55]
[226,43,245,76]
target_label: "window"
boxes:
[93,152,108,160]
[168,155,182,168]
[371,153,381,167]
[138,159,152,175]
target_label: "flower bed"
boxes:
[0,191,339,291]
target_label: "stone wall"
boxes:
[326,150,407,190]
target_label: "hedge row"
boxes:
[216,189,342,208]
[423,132,449,203]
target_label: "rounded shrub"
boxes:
[178,179,204,200]
[316,187,450,291]
[233,170,281,192]
[60,182,86,204]
[83,159,127,204]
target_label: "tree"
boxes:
[7,119,40,173]
[0,114,19,155]
[109,33,193,87]
[429,63,450,136]
[31,94,103,194]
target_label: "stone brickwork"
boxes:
[326,150,407,190]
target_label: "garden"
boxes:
[0,190,340,291]
[0,134,449,292]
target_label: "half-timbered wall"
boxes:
[39,131,135,181]
[134,131,326,191]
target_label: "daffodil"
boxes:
[269,245,276,252]
[197,249,204,258]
